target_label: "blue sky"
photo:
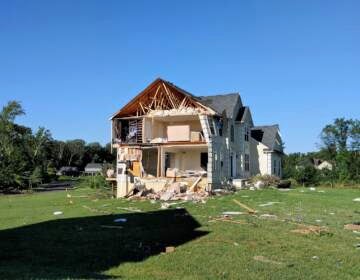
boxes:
[0,0,359,153]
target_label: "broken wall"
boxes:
[143,118,203,142]
[166,150,205,171]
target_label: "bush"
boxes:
[294,165,319,186]
[88,175,109,189]
[249,174,280,187]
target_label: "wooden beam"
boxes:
[162,83,176,109]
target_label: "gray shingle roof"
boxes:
[251,125,283,152]
[197,93,241,118]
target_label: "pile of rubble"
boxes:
[127,177,209,202]
[237,175,291,191]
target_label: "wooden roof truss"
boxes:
[113,80,213,118]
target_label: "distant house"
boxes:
[56,166,79,176]
[84,163,103,176]
[312,159,333,171]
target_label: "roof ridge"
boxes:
[198,92,239,98]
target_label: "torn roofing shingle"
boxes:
[251,125,282,152]
[197,93,240,118]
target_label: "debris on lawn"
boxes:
[312,256,319,260]
[126,177,209,202]
[222,211,245,215]
[277,180,292,189]
[259,202,281,207]
[291,225,330,236]
[259,214,278,220]
[53,211,63,215]
[344,223,360,231]
[253,255,283,265]
[160,201,187,209]
[309,187,316,191]
[165,246,175,253]
[66,194,88,198]
[248,175,280,190]
[82,205,112,214]
[353,198,360,202]
[101,225,123,229]
[116,206,142,212]
[160,203,170,209]
[233,199,257,214]
[315,219,322,223]
[354,243,360,249]
[114,218,127,223]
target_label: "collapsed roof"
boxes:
[111,78,243,119]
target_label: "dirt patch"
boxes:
[344,223,360,231]
[291,225,330,236]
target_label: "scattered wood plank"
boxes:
[233,199,257,214]
[189,176,202,192]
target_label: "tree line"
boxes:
[283,118,360,186]
[0,101,115,191]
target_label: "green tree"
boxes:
[65,139,85,166]
[321,118,352,152]
[0,101,27,190]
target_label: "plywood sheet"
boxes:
[167,125,190,141]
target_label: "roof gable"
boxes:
[197,93,241,118]
[111,78,215,119]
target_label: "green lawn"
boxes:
[1,186,360,279]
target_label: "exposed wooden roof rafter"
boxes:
[112,78,216,119]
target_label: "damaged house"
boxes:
[111,78,283,197]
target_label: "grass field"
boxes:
[1,185,360,279]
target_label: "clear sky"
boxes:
[1,0,359,153]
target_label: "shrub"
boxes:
[249,174,280,187]
[294,165,319,186]
[88,175,109,189]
